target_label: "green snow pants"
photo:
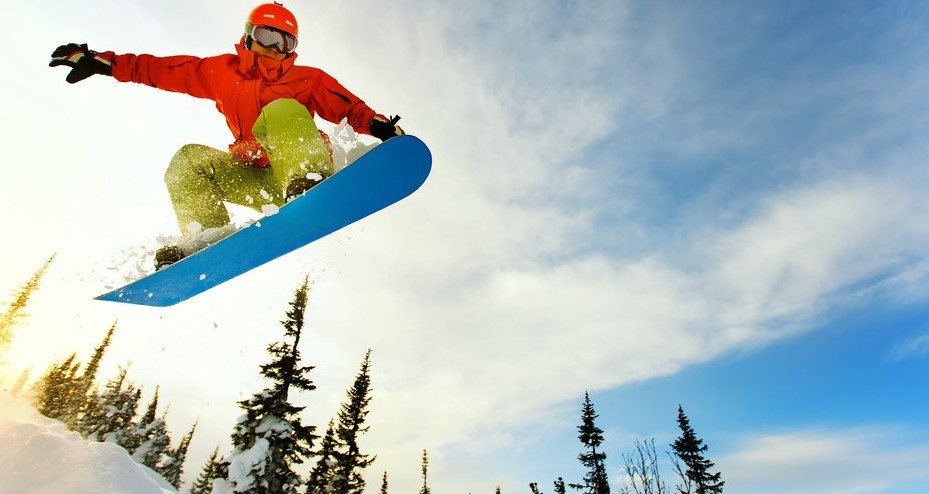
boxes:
[163,98,333,236]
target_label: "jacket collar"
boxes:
[235,38,298,82]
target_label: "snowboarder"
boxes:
[50,2,404,270]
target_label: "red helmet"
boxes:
[245,3,298,39]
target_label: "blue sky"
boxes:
[2,0,929,493]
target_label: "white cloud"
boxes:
[5,1,929,493]
[891,328,929,360]
[720,427,929,493]
[706,173,929,330]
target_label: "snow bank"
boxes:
[0,392,177,494]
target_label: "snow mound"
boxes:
[0,392,177,494]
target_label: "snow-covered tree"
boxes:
[306,419,339,493]
[68,323,118,431]
[80,368,142,445]
[189,446,222,494]
[332,349,376,494]
[215,277,318,494]
[160,421,196,489]
[570,392,610,494]
[129,388,173,471]
[29,324,118,432]
[107,386,145,449]
[670,406,723,494]
[77,386,107,439]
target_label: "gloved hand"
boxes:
[49,43,113,83]
[369,115,405,141]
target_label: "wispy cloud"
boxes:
[720,427,929,493]
[6,1,929,493]
[891,328,929,361]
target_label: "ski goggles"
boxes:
[250,25,298,53]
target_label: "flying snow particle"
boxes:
[186,221,203,235]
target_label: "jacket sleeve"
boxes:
[105,52,220,100]
[309,70,378,135]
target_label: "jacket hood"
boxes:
[235,37,298,82]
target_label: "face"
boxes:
[250,42,287,61]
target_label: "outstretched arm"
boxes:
[106,52,219,100]
[311,70,405,141]
[50,43,219,100]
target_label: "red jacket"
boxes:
[105,40,378,163]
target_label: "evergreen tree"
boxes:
[531,482,544,494]
[555,477,567,494]
[129,389,176,474]
[379,471,389,494]
[81,368,142,445]
[78,322,116,397]
[138,414,172,470]
[189,446,222,494]
[0,254,55,355]
[160,421,196,489]
[128,387,172,465]
[216,277,318,494]
[30,324,117,432]
[68,323,118,431]
[570,392,610,494]
[332,349,376,494]
[306,419,339,493]
[419,449,431,494]
[33,353,80,421]
[77,386,104,437]
[109,384,144,449]
[670,406,723,494]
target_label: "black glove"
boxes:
[49,43,113,84]
[369,115,404,141]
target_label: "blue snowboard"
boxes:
[97,135,432,307]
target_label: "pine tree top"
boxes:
[577,391,606,449]
[670,405,724,494]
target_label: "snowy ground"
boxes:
[0,391,177,494]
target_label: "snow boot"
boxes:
[153,224,238,271]
[285,172,328,203]
[154,245,185,271]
